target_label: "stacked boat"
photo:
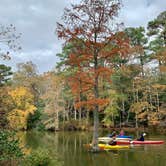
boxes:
[96,134,164,150]
[98,135,132,143]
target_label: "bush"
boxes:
[23,148,51,166]
[0,130,23,165]
[23,148,63,166]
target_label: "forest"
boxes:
[0,0,166,164]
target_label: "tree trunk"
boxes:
[136,114,138,129]
[122,99,125,123]
[140,53,144,77]
[79,108,82,122]
[54,111,59,131]
[126,111,130,123]
[74,102,77,120]
[92,36,99,151]
[156,91,160,112]
[92,105,99,151]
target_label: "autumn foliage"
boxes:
[57,0,131,110]
[7,87,36,130]
[56,0,132,149]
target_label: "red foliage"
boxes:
[56,0,131,111]
[75,98,109,110]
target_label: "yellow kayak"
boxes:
[98,144,129,150]
[87,144,129,150]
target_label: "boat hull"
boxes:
[86,144,129,150]
[98,137,131,143]
[117,140,165,145]
[98,144,129,150]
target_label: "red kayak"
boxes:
[117,140,165,145]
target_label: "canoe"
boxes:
[98,144,129,150]
[117,140,165,145]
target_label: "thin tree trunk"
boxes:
[140,54,144,77]
[119,113,122,128]
[133,81,136,103]
[74,102,77,120]
[66,103,69,121]
[86,110,89,126]
[54,111,59,131]
[156,91,160,112]
[122,99,125,123]
[149,86,153,110]
[127,111,130,123]
[136,114,138,129]
[136,89,139,102]
[79,108,81,122]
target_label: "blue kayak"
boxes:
[117,135,132,139]
[107,134,132,138]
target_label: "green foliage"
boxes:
[27,109,42,130]
[125,27,147,46]
[27,99,45,130]
[147,11,166,64]
[23,148,50,166]
[102,90,119,127]
[102,106,119,127]
[147,11,166,40]
[23,148,62,166]
[0,64,13,86]
[125,27,149,76]
[0,130,23,162]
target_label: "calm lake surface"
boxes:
[20,130,166,166]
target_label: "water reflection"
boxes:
[18,131,166,166]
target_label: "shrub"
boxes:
[0,130,23,165]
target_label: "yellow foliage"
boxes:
[7,87,36,130]
[130,102,150,114]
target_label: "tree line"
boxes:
[0,0,165,152]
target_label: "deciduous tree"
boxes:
[7,87,36,130]
[56,0,131,150]
[0,24,21,60]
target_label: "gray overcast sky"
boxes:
[0,0,166,73]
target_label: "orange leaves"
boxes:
[75,98,109,110]
[159,66,166,72]
[68,71,94,96]
[100,47,119,59]
[56,0,133,113]
[95,67,112,81]
[68,53,89,67]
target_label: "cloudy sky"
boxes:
[0,0,166,73]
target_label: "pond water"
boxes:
[20,130,166,166]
